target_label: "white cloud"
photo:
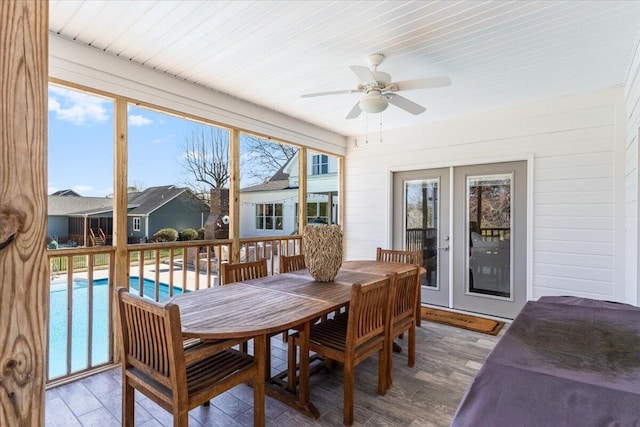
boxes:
[153,134,173,144]
[48,185,59,195]
[48,85,110,125]
[129,114,153,127]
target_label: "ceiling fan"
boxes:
[301,53,451,119]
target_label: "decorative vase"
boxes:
[302,224,343,282]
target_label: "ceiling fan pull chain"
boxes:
[365,113,369,144]
[379,113,383,143]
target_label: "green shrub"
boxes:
[153,228,178,242]
[179,228,198,241]
[197,227,205,240]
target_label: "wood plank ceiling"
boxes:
[49,1,640,137]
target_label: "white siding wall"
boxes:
[345,88,631,303]
[239,190,298,238]
[624,41,640,306]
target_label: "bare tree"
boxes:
[241,134,297,185]
[181,126,230,194]
[180,127,298,194]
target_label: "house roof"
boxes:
[50,189,82,197]
[48,195,114,216]
[241,163,293,193]
[127,185,190,215]
[241,179,291,193]
[48,185,205,216]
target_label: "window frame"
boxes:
[312,154,329,175]
[255,203,283,230]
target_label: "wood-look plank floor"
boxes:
[45,321,505,426]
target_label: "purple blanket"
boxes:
[451,296,640,427]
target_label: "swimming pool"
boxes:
[48,277,185,379]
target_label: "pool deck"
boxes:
[52,255,282,294]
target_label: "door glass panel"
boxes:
[467,174,512,298]
[404,179,438,288]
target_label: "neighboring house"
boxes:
[47,185,210,246]
[239,152,339,238]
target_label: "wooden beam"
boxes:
[0,1,48,425]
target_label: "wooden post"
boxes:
[229,129,240,263]
[112,99,128,363]
[298,147,307,233]
[0,1,48,425]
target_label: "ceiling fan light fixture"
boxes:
[359,91,388,114]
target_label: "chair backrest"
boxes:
[376,247,423,266]
[221,258,268,284]
[345,276,392,350]
[280,254,306,273]
[116,287,186,394]
[391,266,421,324]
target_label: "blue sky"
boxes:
[48,84,265,197]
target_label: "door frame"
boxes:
[386,154,535,312]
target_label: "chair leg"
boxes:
[416,287,422,327]
[380,346,389,393]
[173,413,188,427]
[408,326,416,368]
[122,380,135,427]
[343,362,355,426]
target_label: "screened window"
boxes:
[255,203,283,230]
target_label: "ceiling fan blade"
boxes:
[345,102,362,119]
[301,89,359,98]
[349,65,377,85]
[393,76,452,91]
[387,93,426,115]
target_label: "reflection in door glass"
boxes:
[467,174,512,298]
[404,179,438,288]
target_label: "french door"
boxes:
[393,161,527,319]
[393,168,450,307]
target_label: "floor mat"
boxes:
[421,306,505,335]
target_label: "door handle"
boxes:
[437,246,449,251]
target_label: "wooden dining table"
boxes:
[169,260,421,418]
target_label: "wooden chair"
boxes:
[386,266,421,390]
[278,254,306,340]
[115,287,264,427]
[376,247,422,265]
[221,258,268,285]
[220,259,269,355]
[287,276,393,426]
[279,254,306,273]
[376,247,423,327]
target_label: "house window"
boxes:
[255,203,283,230]
[133,217,140,232]
[312,154,328,175]
[295,202,329,224]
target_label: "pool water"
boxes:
[48,277,184,379]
